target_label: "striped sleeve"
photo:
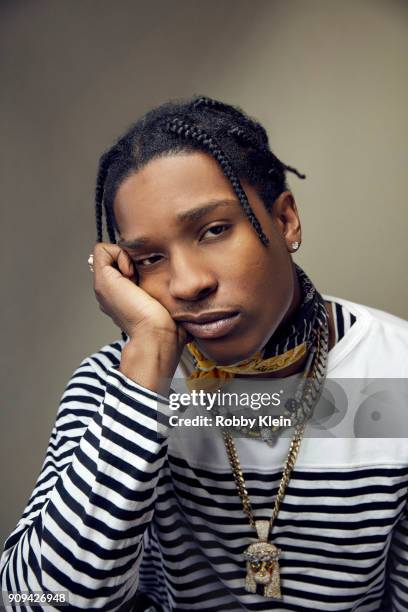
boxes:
[0,352,171,611]
[386,503,408,611]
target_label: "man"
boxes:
[1,97,407,611]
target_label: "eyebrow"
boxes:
[117,199,239,250]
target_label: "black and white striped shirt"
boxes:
[1,298,408,611]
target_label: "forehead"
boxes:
[113,152,238,237]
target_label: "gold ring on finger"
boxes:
[88,253,94,273]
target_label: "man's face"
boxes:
[113,151,298,365]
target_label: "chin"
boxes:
[195,337,262,366]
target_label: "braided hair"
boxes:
[94,95,305,247]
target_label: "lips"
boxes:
[179,312,241,339]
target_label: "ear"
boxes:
[271,191,302,253]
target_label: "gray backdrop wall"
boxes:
[1,0,407,546]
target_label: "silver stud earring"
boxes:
[291,241,300,251]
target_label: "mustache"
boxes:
[172,303,243,316]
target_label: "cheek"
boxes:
[223,235,291,298]
[227,240,294,341]
[137,273,167,305]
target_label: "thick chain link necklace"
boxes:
[222,317,329,599]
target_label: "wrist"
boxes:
[120,334,180,397]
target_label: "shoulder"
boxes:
[330,295,408,334]
[324,295,408,376]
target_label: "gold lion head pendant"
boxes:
[244,541,282,599]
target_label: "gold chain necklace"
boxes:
[222,323,327,600]
[223,424,305,599]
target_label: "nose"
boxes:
[168,249,218,302]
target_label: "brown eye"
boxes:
[251,562,261,572]
[134,254,163,267]
[201,224,231,240]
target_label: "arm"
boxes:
[383,501,408,611]
[0,343,172,611]
[1,241,188,611]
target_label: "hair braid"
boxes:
[95,148,127,340]
[192,96,246,123]
[227,126,260,149]
[103,196,117,243]
[227,125,306,181]
[193,97,306,188]
[95,149,120,243]
[280,164,306,180]
[165,117,270,245]
[192,96,269,147]
[95,158,108,243]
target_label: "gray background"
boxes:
[1,0,407,546]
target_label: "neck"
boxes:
[282,262,303,327]
[236,267,335,379]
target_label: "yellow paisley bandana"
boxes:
[185,341,307,392]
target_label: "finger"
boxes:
[93,242,123,272]
[117,249,135,279]
[93,242,135,280]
